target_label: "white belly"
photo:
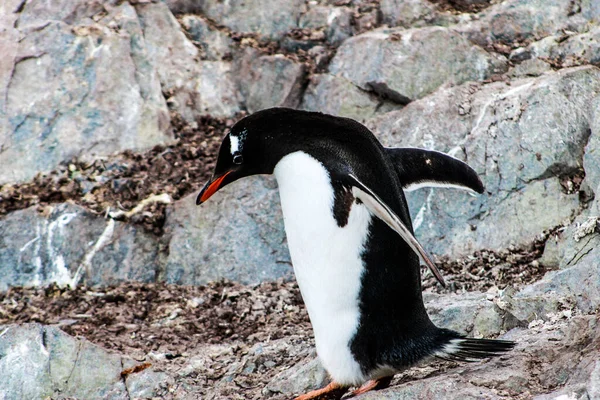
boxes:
[274,151,371,385]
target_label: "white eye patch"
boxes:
[230,135,240,154]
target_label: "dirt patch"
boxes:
[0,115,232,235]
[0,280,310,357]
[430,0,494,14]
[422,231,556,294]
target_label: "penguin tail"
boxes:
[433,329,515,362]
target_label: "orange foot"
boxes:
[348,376,394,397]
[294,381,349,400]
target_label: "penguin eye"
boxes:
[233,152,244,165]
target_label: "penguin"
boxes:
[197,108,514,399]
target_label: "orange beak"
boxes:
[196,171,232,205]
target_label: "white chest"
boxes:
[274,151,371,385]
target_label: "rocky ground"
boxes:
[1,0,600,399]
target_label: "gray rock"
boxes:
[299,5,354,46]
[510,27,600,66]
[265,357,328,397]
[190,0,305,39]
[195,61,245,117]
[0,0,26,14]
[0,323,168,400]
[329,26,507,103]
[508,58,552,78]
[0,203,160,290]
[179,15,234,61]
[584,99,600,213]
[301,74,402,123]
[0,1,171,185]
[235,50,306,114]
[456,0,592,47]
[163,177,292,285]
[380,0,457,29]
[135,2,242,121]
[369,66,600,258]
[520,219,600,314]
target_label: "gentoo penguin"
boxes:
[197,108,514,399]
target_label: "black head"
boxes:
[197,108,296,204]
[196,108,380,205]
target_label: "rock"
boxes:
[380,0,456,28]
[195,61,245,117]
[162,177,292,285]
[0,203,160,291]
[457,0,592,47]
[0,1,171,185]
[299,5,354,46]
[135,2,242,121]
[0,323,168,400]
[584,101,600,212]
[235,50,306,114]
[180,336,315,398]
[265,356,328,397]
[520,218,600,314]
[188,0,305,40]
[179,15,234,61]
[510,27,600,67]
[329,26,507,103]
[301,74,402,122]
[0,0,26,14]
[368,66,600,258]
[508,58,552,77]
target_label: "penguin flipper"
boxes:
[385,147,484,194]
[348,174,446,287]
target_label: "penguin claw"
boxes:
[346,376,394,397]
[293,381,348,400]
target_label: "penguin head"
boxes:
[196,108,295,205]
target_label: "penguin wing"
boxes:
[385,148,484,194]
[348,174,446,287]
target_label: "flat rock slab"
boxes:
[163,176,292,285]
[0,323,168,400]
[329,26,507,103]
[0,1,172,185]
[0,203,160,290]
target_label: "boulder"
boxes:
[162,177,292,285]
[0,1,171,185]
[235,50,306,114]
[368,66,600,258]
[329,26,507,103]
[301,74,402,122]
[0,203,160,290]
[0,323,168,400]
